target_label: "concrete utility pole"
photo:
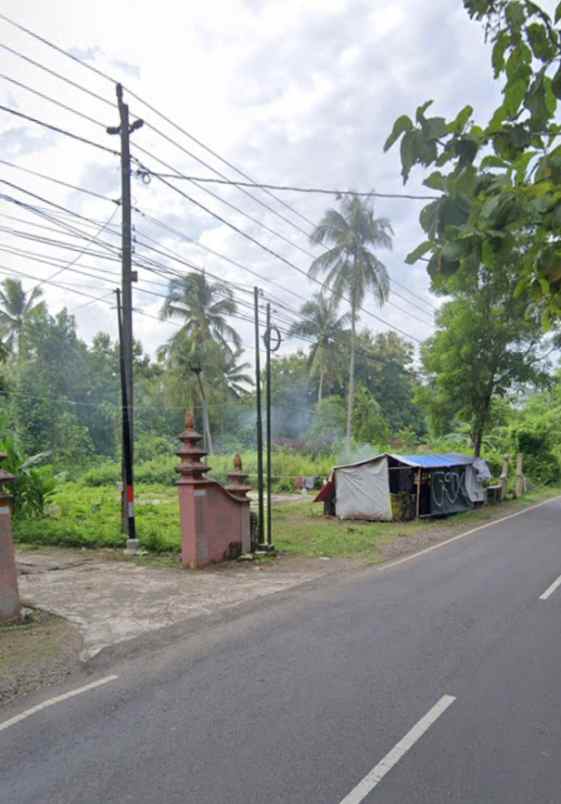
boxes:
[254,287,265,546]
[107,84,143,541]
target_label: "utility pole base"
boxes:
[124,538,140,555]
[255,544,277,556]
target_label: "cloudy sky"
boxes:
[0,0,550,364]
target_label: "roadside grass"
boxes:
[13,481,561,560]
[14,482,181,552]
[273,485,561,560]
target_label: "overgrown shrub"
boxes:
[0,433,55,518]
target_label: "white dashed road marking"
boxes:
[338,694,456,804]
[0,675,118,733]
[539,574,561,601]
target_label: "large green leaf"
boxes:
[415,100,434,122]
[419,200,440,237]
[505,1,526,30]
[422,117,448,140]
[383,115,413,152]
[503,76,529,116]
[405,240,433,265]
[525,73,550,129]
[552,64,561,100]
[449,105,474,134]
[454,137,479,167]
[423,171,446,191]
[526,22,555,61]
[492,30,510,77]
[400,129,426,181]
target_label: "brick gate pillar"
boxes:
[176,411,211,569]
[0,452,20,624]
[225,453,252,554]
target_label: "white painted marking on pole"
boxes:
[379,495,561,574]
[0,675,118,733]
[539,573,561,600]
[338,695,456,804]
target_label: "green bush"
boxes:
[524,453,560,485]
[14,482,181,551]
[80,460,120,486]
[0,433,55,518]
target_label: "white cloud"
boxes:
[1,0,550,368]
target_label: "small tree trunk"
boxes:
[318,368,324,403]
[345,309,356,450]
[473,429,482,458]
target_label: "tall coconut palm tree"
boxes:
[308,197,393,444]
[160,272,241,453]
[288,293,350,402]
[160,272,241,354]
[223,348,253,399]
[0,278,45,356]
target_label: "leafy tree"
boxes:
[385,0,561,323]
[352,384,390,446]
[418,264,548,455]
[352,331,422,433]
[288,293,350,401]
[308,197,393,443]
[0,279,45,356]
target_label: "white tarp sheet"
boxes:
[335,456,392,521]
[464,458,491,503]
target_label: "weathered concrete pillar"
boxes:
[176,412,211,569]
[515,453,526,498]
[499,459,509,501]
[225,454,252,554]
[0,453,20,624]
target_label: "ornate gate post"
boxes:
[0,452,20,624]
[176,412,211,569]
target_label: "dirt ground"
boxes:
[0,609,82,706]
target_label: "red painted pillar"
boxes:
[176,412,211,569]
[226,453,252,554]
[0,453,20,624]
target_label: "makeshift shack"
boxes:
[314,453,490,521]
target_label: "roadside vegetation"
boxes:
[4,1,561,556]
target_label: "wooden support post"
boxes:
[416,468,422,519]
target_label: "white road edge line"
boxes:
[338,694,456,804]
[539,574,561,600]
[379,495,561,573]
[0,675,118,733]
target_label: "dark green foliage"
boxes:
[0,427,55,518]
[386,0,561,320]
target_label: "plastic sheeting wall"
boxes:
[335,457,393,521]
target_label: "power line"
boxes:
[0,40,114,110]
[135,159,426,343]
[0,13,316,229]
[0,103,119,156]
[136,171,440,202]
[0,159,120,204]
[0,72,109,130]
[132,154,436,320]
[0,80,436,318]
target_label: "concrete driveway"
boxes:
[16,548,352,660]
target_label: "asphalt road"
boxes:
[3,497,561,803]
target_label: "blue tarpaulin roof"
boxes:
[334,452,475,471]
[392,453,475,469]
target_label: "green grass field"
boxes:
[13,481,561,560]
